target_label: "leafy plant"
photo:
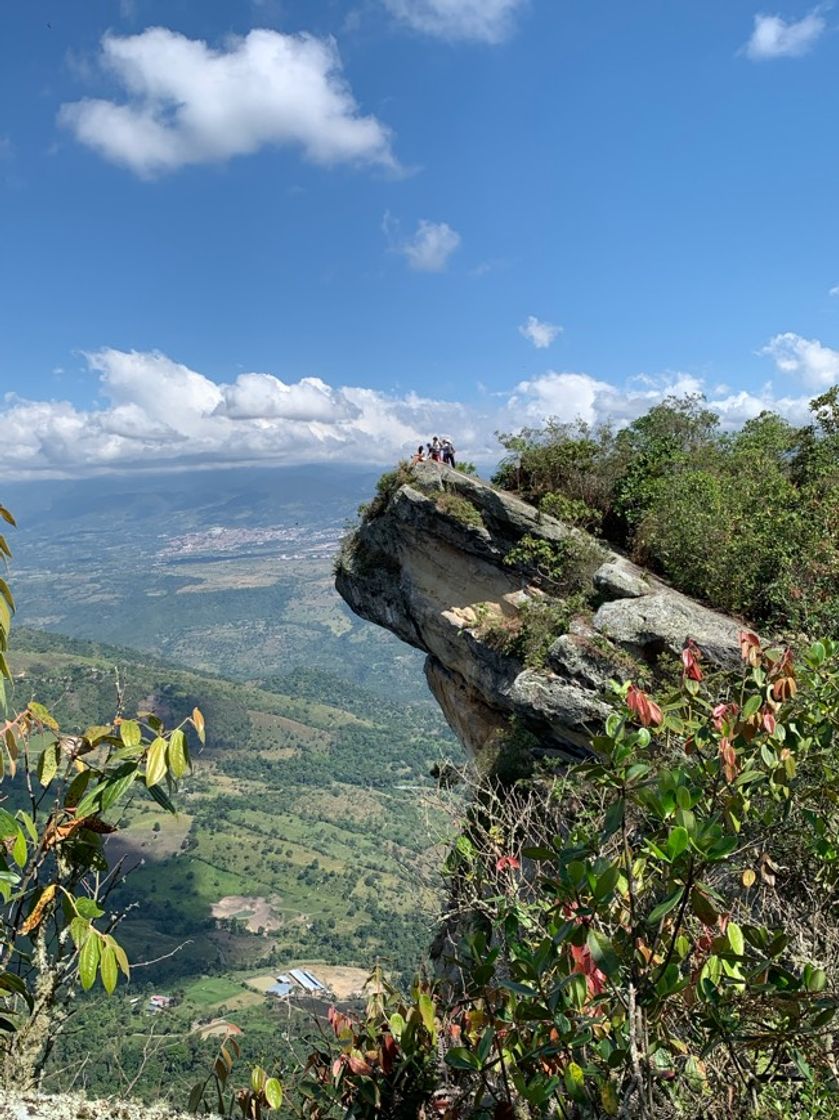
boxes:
[0,504,201,1089]
[295,633,839,1118]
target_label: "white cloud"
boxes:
[385,216,461,271]
[383,0,525,42]
[0,346,828,480]
[759,331,839,387]
[0,350,486,479]
[58,27,398,178]
[743,9,826,60]
[829,284,839,296]
[519,315,562,349]
[218,372,359,422]
[505,368,815,431]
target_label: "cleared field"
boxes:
[183,976,245,1008]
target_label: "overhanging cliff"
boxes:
[335,462,744,767]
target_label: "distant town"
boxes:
[161,523,344,561]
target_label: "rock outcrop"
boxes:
[336,463,745,765]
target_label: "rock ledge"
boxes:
[336,463,744,763]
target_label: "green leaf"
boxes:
[498,977,537,995]
[10,828,26,869]
[37,743,59,787]
[666,826,690,861]
[445,1047,480,1071]
[120,720,142,749]
[594,863,620,901]
[564,1061,587,1103]
[168,728,189,779]
[111,939,130,979]
[742,694,762,719]
[145,737,167,788]
[28,702,58,731]
[0,809,18,838]
[602,798,625,840]
[69,916,90,949]
[0,579,14,613]
[64,770,93,811]
[264,1078,283,1110]
[417,992,436,1036]
[100,764,139,811]
[647,887,683,925]
[79,932,101,991]
[75,897,105,920]
[586,929,619,977]
[16,811,37,845]
[147,782,176,813]
[100,946,118,994]
[726,922,744,957]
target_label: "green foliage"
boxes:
[359,462,415,523]
[0,507,201,1089]
[435,492,484,530]
[494,394,839,633]
[540,490,602,533]
[504,533,604,598]
[189,1033,283,1118]
[504,533,569,589]
[298,634,839,1117]
[480,597,584,671]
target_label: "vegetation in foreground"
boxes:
[494,388,839,636]
[281,633,839,1119]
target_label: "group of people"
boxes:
[412,436,456,468]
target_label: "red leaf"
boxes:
[681,640,703,682]
[627,684,663,728]
[739,631,761,666]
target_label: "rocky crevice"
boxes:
[336,462,746,766]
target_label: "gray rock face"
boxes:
[594,590,743,665]
[336,463,748,765]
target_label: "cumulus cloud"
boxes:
[0,350,489,479]
[384,215,461,271]
[58,27,398,178]
[383,0,525,42]
[0,346,830,480]
[760,331,839,388]
[505,369,815,431]
[519,315,562,349]
[743,8,826,60]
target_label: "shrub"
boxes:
[360,461,415,522]
[480,597,586,670]
[0,504,199,1090]
[494,393,839,635]
[504,533,605,598]
[540,490,602,533]
[435,492,484,530]
[288,633,839,1119]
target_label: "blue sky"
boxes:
[2,0,839,476]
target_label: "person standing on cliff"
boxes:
[442,438,456,468]
[430,436,442,462]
